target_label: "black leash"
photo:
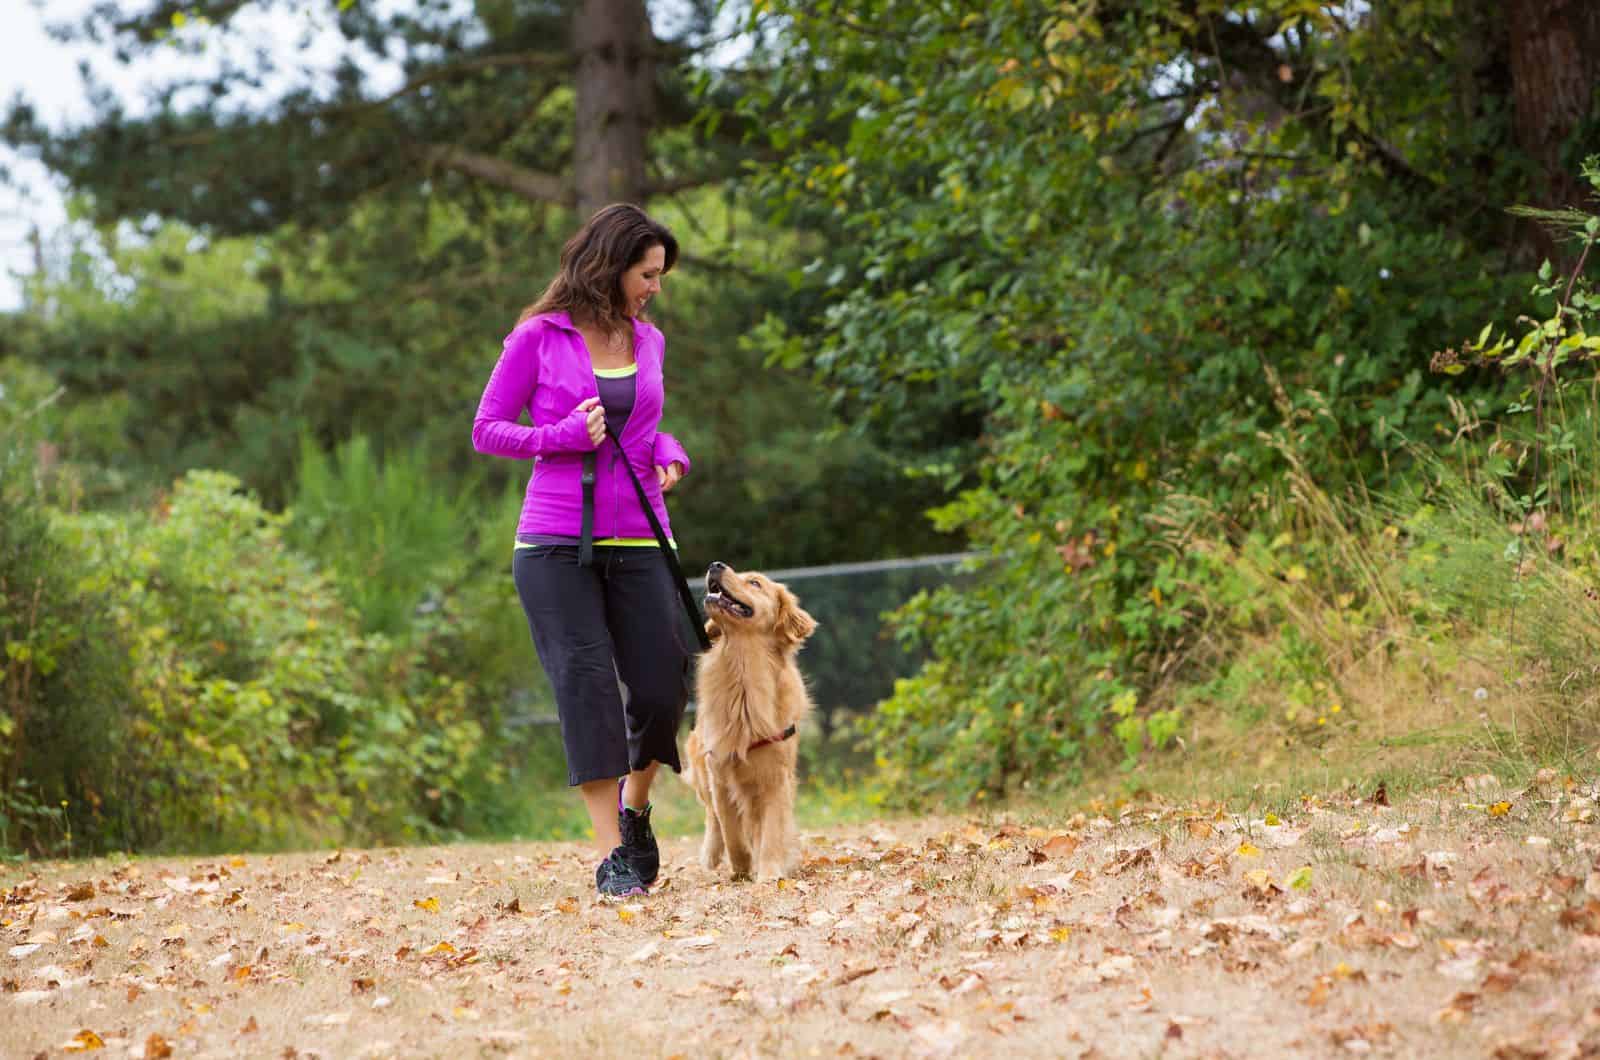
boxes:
[579,431,711,652]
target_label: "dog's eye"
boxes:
[746,577,761,586]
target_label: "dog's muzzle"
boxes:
[705,561,754,618]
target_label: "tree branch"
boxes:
[423,145,573,206]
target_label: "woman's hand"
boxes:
[656,461,684,492]
[576,396,605,448]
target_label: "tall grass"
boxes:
[1150,390,1600,792]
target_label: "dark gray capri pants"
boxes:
[512,544,689,786]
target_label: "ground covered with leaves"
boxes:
[5,773,1600,1058]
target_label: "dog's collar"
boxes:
[747,724,797,752]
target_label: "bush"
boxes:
[60,470,498,850]
[1,365,137,856]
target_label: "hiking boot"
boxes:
[595,848,648,898]
[617,778,660,886]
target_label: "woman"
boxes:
[471,203,691,898]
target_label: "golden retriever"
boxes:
[682,561,817,881]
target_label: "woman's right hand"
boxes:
[576,396,606,448]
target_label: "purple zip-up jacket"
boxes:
[471,311,691,540]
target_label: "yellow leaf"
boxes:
[1488,801,1511,817]
[1049,927,1072,942]
[63,1029,105,1052]
[556,896,580,915]
[1235,842,1262,859]
[1286,865,1313,891]
[1285,564,1308,583]
[424,941,456,956]
[1264,813,1281,826]
[1148,585,1162,606]
[414,896,441,913]
[617,906,635,923]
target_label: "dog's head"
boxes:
[704,561,816,647]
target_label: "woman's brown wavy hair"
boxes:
[518,203,679,330]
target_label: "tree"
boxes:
[1507,0,1600,255]
[733,0,1596,797]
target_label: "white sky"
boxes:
[0,0,408,311]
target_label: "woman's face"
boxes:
[620,243,667,317]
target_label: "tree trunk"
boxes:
[572,0,655,218]
[1507,0,1600,247]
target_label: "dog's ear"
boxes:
[778,588,817,646]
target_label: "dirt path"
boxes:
[4,773,1599,1058]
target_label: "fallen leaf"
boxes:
[1037,834,1080,859]
[413,896,441,913]
[61,1029,105,1052]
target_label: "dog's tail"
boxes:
[679,732,710,805]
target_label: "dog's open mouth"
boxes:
[706,570,755,618]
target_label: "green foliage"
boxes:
[739,0,1536,800]
[56,470,495,851]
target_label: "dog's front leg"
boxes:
[753,782,795,882]
[709,774,753,879]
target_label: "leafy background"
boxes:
[3,0,1599,855]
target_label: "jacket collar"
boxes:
[544,310,650,339]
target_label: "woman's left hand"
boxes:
[656,461,684,492]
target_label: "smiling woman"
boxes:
[472,202,697,900]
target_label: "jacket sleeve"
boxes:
[653,432,691,475]
[471,324,594,458]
